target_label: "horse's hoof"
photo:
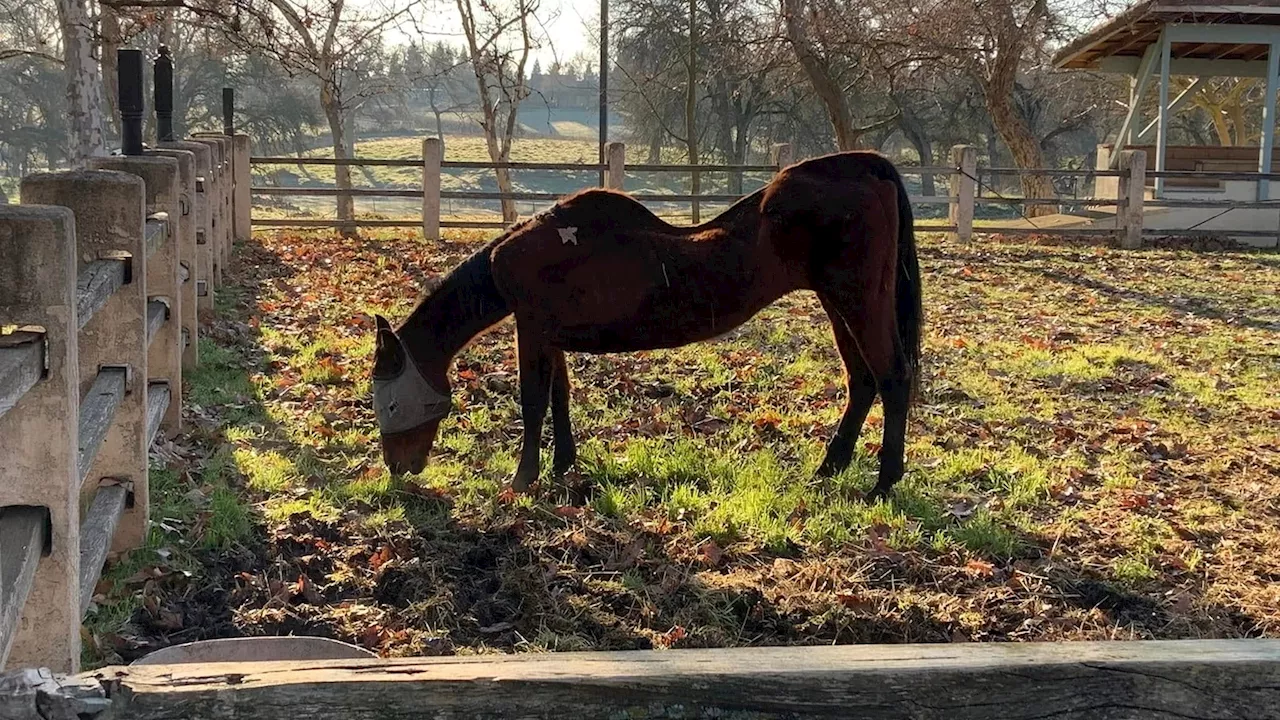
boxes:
[865,485,893,503]
[552,455,577,479]
[511,472,537,493]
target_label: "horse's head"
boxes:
[371,314,452,475]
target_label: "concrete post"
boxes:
[0,205,81,672]
[194,134,232,276]
[90,156,183,443]
[159,140,215,317]
[27,170,153,555]
[606,142,626,190]
[148,148,198,370]
[1117,149,1146,250]
[422,137,443,242]
[190,136,226,286]
[771,143,794,171]
[233,134,252,243]
[948,145,977,244]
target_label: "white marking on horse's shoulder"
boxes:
[558,226,579,245]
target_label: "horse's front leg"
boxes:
[549,349,577,477]
[513,326,553,492]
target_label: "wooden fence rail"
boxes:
[246,141,1158,245]
[252,141,1278,247]
[0,51,253,673]
[2,639,1278,718]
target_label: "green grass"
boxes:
[84,228,1280,665]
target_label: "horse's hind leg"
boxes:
[816,264,910,499]
[870,368,911,502]
[815,296,877,479]
[549,349,576,477]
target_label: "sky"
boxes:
[386,0,599,68]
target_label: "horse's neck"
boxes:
[399,249,510,373]
[691,187,763,234]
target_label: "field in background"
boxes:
[82,228,1280,665]
[253,135,788,224]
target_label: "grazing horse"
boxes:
[372,151,922,499]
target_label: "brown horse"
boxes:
[372,151,922,499]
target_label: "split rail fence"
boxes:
[0,48,251,674]
[253,142,1280,248]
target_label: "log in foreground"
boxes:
[31,639,1280,719]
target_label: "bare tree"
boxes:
[220,0,419,235]
[456,0,540,222]
[779,0,898,151]
[898,0,1060,213]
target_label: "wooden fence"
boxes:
[2,639,1279,718]
[0,48,251,674]
[251,140,1280,248]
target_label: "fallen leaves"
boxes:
[88,227,1278,667]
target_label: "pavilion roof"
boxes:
[1053,0,1280,70]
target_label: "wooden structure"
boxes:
[249,142,797,238]
[1054,0,1280,198]
[0,49,251,674]
[2,639,1279,718]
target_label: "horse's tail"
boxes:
[892,171,923,396]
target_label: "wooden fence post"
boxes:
[0,205,81,672]
[1117,149,1146,250]
[771,143,794,171]
[422,137,443,242]
[233,134,252,244]
[949,145,977,243]
[159,141,214,320]
[606,142,626,190]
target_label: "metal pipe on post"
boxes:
[223,88,235,136]
[155,45,175,142]
[119,49,145,156]
[599,0,608,188]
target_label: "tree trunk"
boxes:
[429,88,445,141]
[648,126,663,164]
[55,0,104,167]
[781,0,856,151]
[101,6,122,140]
[899,115,935,197]
[986,87,1055,216]
[320,81,357,237]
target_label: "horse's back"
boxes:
[488,190,783,352]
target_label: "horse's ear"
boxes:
[373,316,406,376]
[374,314,403,361]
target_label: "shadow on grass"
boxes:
[85,233,1272,666]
